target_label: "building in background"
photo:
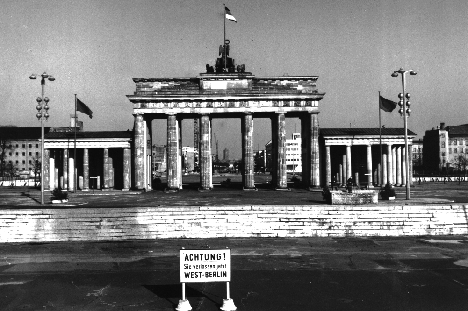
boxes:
[223,148,229,162]
[264,133,303,174]
[0,127,49,178]
[423,122,468,173]
[286,133,302,173]
[182,146,197,173]
[254,149,267,173]
[152,145,167,174]
[412,139,423,174]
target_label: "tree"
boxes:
[31,157,41,185]
[0,137,13,178]
[453,154,468,184]
[4,162,18,178]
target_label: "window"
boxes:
[442,152,446,156]
[22,144,25,148]
[28,160,32,164]
[28,144,32,148]
[441,142,445,148]
[455,149,458,153]
[36,152,39,156]
[36,144,38,148]
[454,139,458,145]
[22,160,25,164]
[28,152,31,156]
[8,152,11,156]
[449,149,452,154]
[8,144,11,148]
[15,152,18,156]
[15,160,18,164]
[15,144,18,148]
[22,152,25,156]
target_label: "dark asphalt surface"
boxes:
[0,181,468,310]
[2,237,468,310]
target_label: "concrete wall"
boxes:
[1,205,467,242]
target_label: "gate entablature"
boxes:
[128,74,324,115]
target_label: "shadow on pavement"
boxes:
[144,283,220,308]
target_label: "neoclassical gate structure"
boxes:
[128,72,325,191]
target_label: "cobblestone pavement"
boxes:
[0,180,466,207]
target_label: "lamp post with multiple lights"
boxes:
[391,68,417,200]
[29,72,55,205]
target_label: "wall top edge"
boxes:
[132,76,319,83]
[127,94,326,102]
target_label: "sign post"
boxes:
[177,248,236,311]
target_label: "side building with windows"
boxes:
[0,127,50,177]
[423,122,468,173]
[286,133,302,173]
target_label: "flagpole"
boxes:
[74,94,77,193]
[223,4,226,72]
[379,91,383,187]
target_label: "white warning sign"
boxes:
[180,249,231,283]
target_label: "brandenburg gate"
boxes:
[128,69,325,191]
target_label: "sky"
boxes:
[1,0,468,159]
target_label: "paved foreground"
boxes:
[2,236,468,310]
[0,181,467,207]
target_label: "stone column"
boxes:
[346,145,352,181]
[68,157,74,191]
[392,146,397,185]
[54,167,59,190]
[199,115,212,191]
[409,145,414,186]
[103,148,109,190]
[83,148,89,191]
[43,149,50,190]
[123,148,131,191]
[376,164,380,187]
[109,157,114,189]
[144,119,151,191]
[178,117,183,189]
[275,113,288,190]
[325,145,331,187]
[133,114,145,190]
[63,149,68,190]
[382,153,388,186]
[49,153,55,191]
[310,113,320,188]
[300,114,310,187]
[271,116,279,186]
[166,114,179,191]
[341,153,346,185]
[242,113,255,190]
[387,144,393,185]
[366,145,373,188]
[338,164,342,187]
[401,148,407,187]
[396,146,402,186]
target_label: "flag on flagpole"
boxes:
[379,95,397,112]
[76,98,93,118]
[225,7,237,22]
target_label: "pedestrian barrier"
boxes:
[414,176,468,183]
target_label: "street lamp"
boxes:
[391,68,417,200]
[30,72,55,205]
